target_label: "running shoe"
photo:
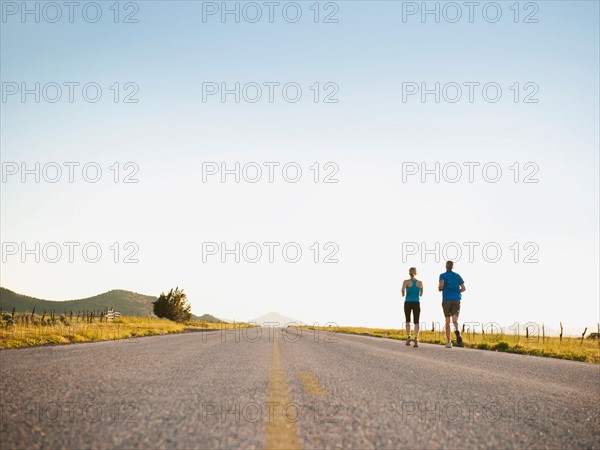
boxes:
[445,341,453,348]
[405,337,411,346]
[455,330,464,346]
[413,339,419,348]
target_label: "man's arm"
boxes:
[460,283,466,293]
[438,280,444,292]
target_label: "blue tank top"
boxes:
[405,279,420,302]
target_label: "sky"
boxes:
[1,1,598,334]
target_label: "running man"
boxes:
[401,267,423,347]
[438,261,466,348]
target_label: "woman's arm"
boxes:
[401,280,406,297]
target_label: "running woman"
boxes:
[438,261,466,348]
[401,267,423,347]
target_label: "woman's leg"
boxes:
[414,304,421,340]
[404,303,412,342]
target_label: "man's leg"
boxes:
[445,316,451,343]
[452,312,463,346]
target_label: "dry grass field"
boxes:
[297,325,600,363]
[0,314,255,348]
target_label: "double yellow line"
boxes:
[264,331,328,450]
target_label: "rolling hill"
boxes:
[0,287,225,321]
[0,287,157,316]
[193,313,223,323]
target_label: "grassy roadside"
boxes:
[0,316,255,349]
[295,326,600,364]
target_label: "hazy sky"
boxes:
[1,1,598,333]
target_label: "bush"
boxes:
[153,287,192,322]
[492,341,510,351]
[1,313,14,327]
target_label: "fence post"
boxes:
[559,322,563,343]
[580,327,587,346]
[542,324,545,344]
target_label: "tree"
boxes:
[153,287,191,322]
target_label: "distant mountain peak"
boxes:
[250,312,305,326]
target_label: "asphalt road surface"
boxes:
[1,328,599,449]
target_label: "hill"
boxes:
[0,287,157,316]
[250,312,305,326]
[0,287,224,321]
[192,313,223,323]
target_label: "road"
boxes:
[1,328,599,449]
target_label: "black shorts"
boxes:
[404,302,421,324]
[442,301,461,318]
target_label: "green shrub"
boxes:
[1,314,14,327]
[153,287,192,322]
[492,341,510,351]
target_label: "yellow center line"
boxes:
[264,333,302,450]
[298,372,328,398]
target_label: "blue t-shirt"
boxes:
[440,271,464,301]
